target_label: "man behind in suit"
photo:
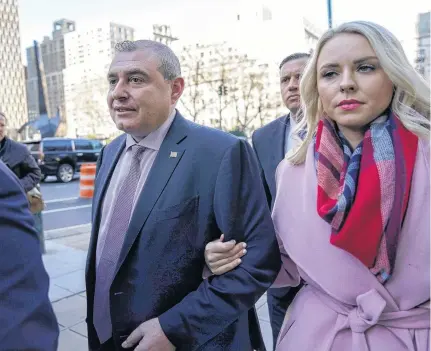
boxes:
[253,52,310,349]
[86,40,281,351]
[204,52,310,349]
[0,161,59,350]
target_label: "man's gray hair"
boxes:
[279,52,310,69]
[115,40,181,80]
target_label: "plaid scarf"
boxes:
[314,112,418,283]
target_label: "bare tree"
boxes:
[72,77,109,137]
[179,47,208,122]
[230,67,264,134]
[256,90,281,128]
[178,42,281,133]
[204,45,240,130]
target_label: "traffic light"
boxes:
[218,85,223,96]
[223,86,228,95]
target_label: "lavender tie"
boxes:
[93,145,145,343]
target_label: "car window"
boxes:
[74,139,93,151]
[43,139,72,152]
[91,140,103,150]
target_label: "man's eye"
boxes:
[130,77,144,83]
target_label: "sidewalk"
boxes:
[43,229,273,350]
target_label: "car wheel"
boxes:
[57,163,74,183]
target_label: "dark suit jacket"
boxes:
[0,161,59,350]
[252,116,296,301]
[252,115,289,209]
[86,112,281,350]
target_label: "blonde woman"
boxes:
[204,21,430,350]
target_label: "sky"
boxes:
[18,0,430,65]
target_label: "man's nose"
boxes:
[111,81,128,100]
[287,77,299,91]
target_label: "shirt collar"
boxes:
[288,113,298,133]
[126,109,177,151]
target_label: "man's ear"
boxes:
[171,77,185,105]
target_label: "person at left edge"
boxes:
[85,40,281,351]
[0,160,59,350]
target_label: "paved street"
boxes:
[40,180,274,350]
[41,177,92,231]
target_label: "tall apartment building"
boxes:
[235,2,323,64]
[153,24,178,46]
[63,22,134,138]
[416,12,430,83]
[26,19,76,123]
[174,0,323,134]
[0,0,28,139]
[229,1,322,123]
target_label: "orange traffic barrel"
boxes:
[79,163,96,198]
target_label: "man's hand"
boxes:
[122,318,175,351]
[205,234,247,275]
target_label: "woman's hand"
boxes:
[204,234,247,275]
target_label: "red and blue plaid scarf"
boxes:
[314,112,418,283]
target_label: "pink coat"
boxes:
[271,139,430,351]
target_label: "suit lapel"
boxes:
[87,135,126,271]
[115,113,188,276]
[273,114,289,164]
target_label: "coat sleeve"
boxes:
[271,230,301,288]
[271,160,301,288]
[158,139,281,348]
[19,152,42,192]
[0,162,59,350]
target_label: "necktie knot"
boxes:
[131,145,145,159]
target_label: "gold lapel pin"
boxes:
[170,151,178,158]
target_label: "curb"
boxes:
[45,223,92,240]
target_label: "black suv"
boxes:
[23,138,103,183]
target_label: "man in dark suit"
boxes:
[252,52,310,348]
[0,161,59,350]
[85,40,281,351]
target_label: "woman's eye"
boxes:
[358,65,375,72]
[322,71,337,78]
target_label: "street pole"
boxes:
[327,0,333,28]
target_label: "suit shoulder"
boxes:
[9,139,29,153]
[185,120,243,150]
[253,116,287,141]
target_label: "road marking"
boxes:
[43,204,92,214]
[44,197,80,204]
[49,184,77,189]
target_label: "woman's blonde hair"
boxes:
[288,20,430,165]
